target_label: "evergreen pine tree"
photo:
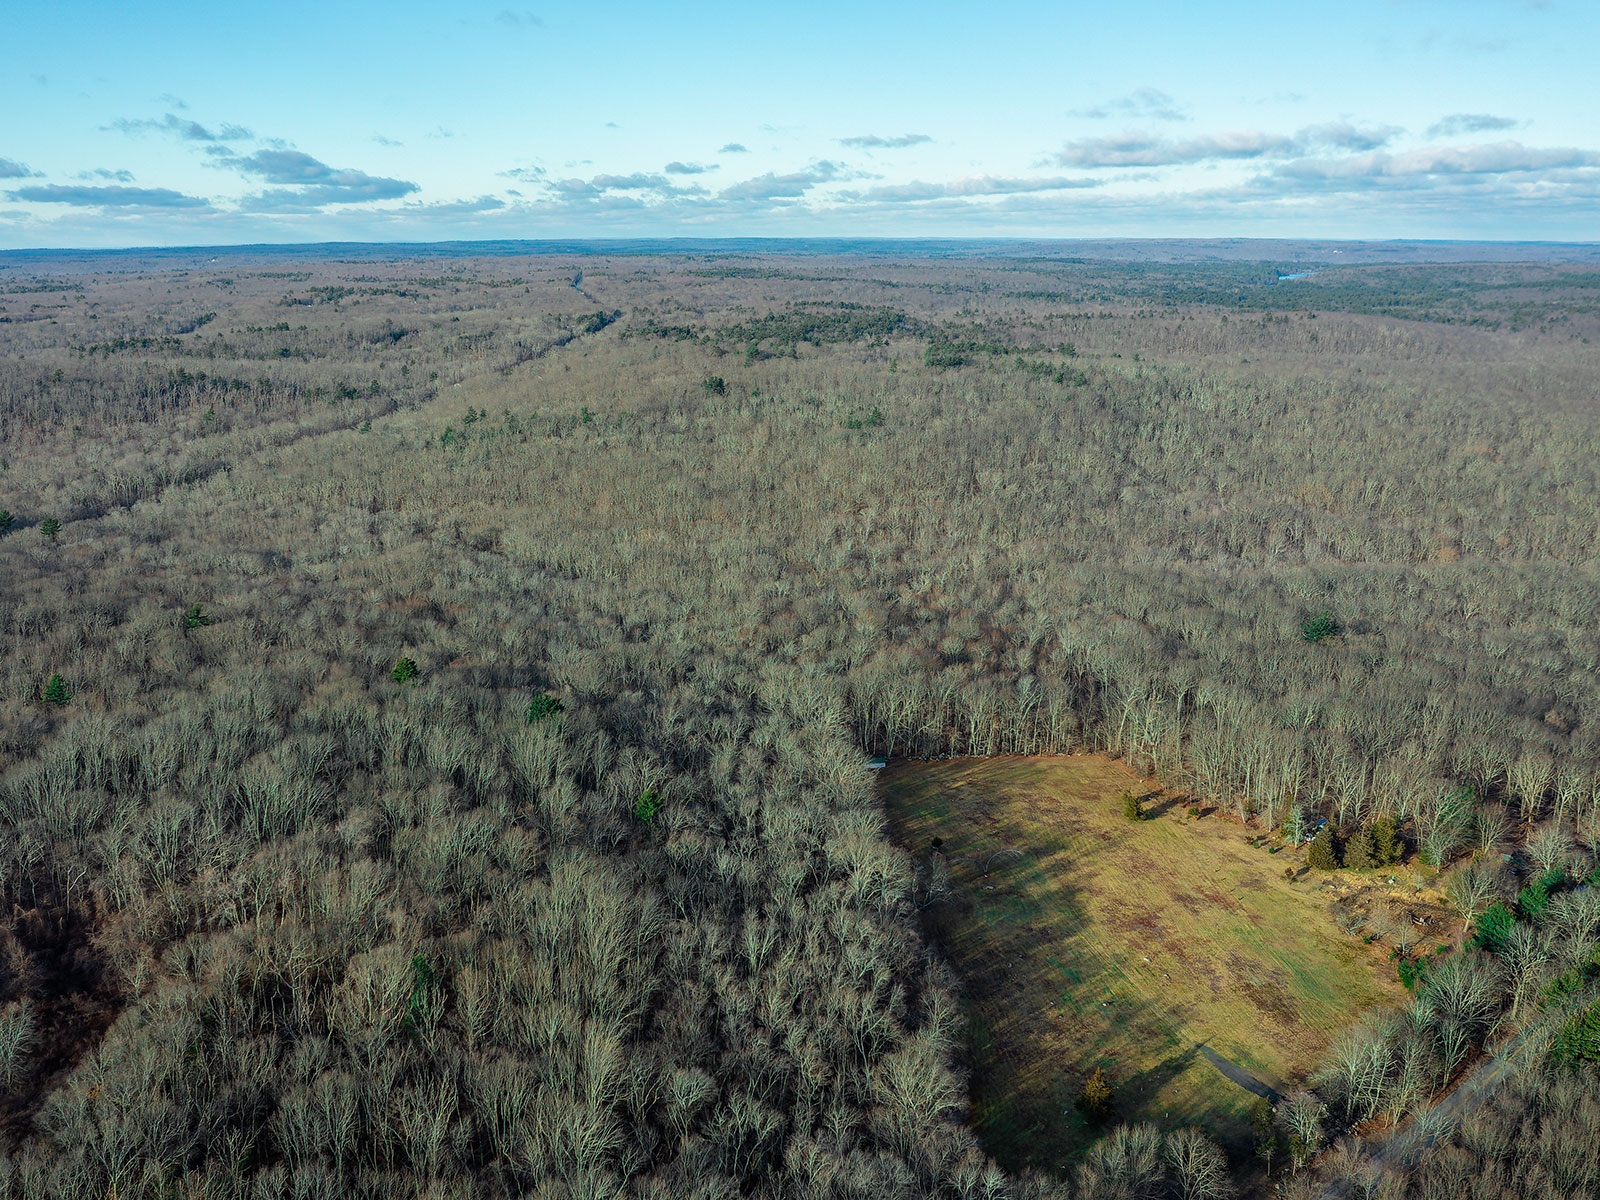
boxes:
[1076,1066,1115,1122]
[42,674,69,706]
[1371,815,1403,865]
[1343,827,1377,869]
[1307,828,1340,870]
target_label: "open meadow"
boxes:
[881,756,1406,1169]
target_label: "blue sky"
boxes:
[2,0,1596,246]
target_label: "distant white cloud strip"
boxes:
[1055,123,1401,168]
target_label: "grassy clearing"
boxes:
[880,754,1405,1172]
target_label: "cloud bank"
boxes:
[1054,123,1402,168]
[7,184,209,208]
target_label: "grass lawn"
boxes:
[879,754,1405,1173]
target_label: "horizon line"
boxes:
[5,234,1600,259]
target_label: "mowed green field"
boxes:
[879,755,1404,1171]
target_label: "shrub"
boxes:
[39,517,61,543]
[1473,901,1516,953]
[0,509,12,535]
[391,657,420,684]
[183,603,212,630]
[1516,868,1565,921]
[1300,610,1341,643]
[1396,955,1430,991]
[702,375,727,396]
[42,673,70,706]
[525,693,565,723]
[403,955,437,1035]
[1076,1066,1115,1122]
[1307,828,1340,870]
[1121,790,1144,822]
[634,789,662,823]
[1552,999,1600,1066]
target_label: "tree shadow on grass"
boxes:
[909,839,1096,1172]
[1112,1041,1201,1113]
[1144,794,1184,820]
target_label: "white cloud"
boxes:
[1270,141,1600,181]
[213,148,419,205]
[718,161,845,201]
[107,113,252,142]
[837,133,933,149]
[1054,123,1401,168]
[1427,113,1521,138]
[1070,88,1187,121]
[848,174,1101,203]
[7,183,210,209]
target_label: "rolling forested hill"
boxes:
[0,244,1596,1199]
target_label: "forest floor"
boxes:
[880,754,1407,1173]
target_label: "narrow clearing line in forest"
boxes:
[90,309,617,530]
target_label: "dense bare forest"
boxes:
[0,243,1597,1198]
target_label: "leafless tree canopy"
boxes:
[0,246,1597,1198]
